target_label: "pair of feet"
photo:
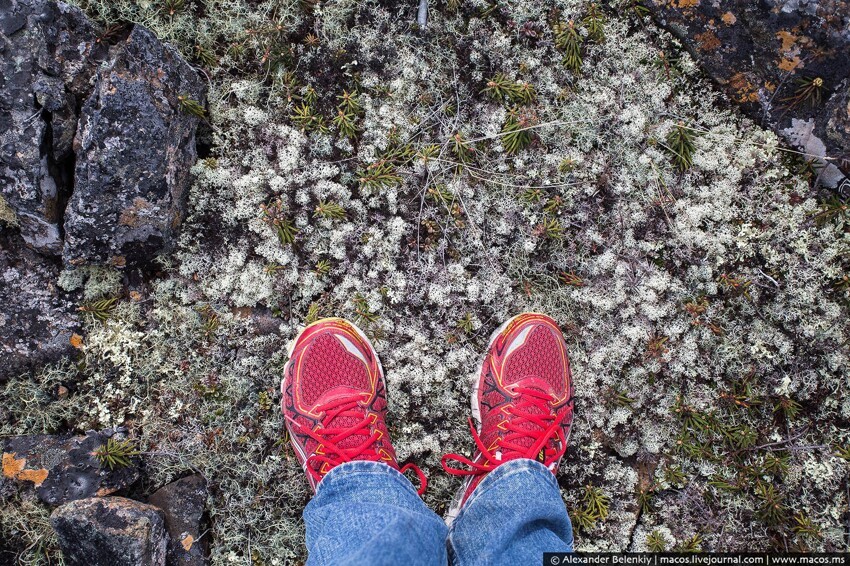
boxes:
[281,313,574,520]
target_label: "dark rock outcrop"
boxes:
[0,227,79,380]
[51,496,168,566]
[63,25,206,268]
[2,431,140,505]
[148,475,209,566]
[0,0,206,266]
[0,0,104,254]
[646,0,850,191]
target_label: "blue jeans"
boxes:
[303,459,574,565]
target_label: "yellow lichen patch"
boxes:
[110,255,127,268]
[3,452,25,478]
[3,453,49,487]
[16,468,49,486]
[779,57,801,72]
[181,534,195,551]
[695,30,721,51]
[764,81,776,92]
[721,12,736,25]
[70,333,84,348]
[96,487,118,496]
[129,290,143,302]
[673,0,700,7]
[728,72,760,103]
[776,30,797,53]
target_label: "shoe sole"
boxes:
[280,317,387,486]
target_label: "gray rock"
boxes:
[148,475,209,566]
[2,431,140,505]
[0,227,79,380]
[51,496,168,566]
[1,0,205,266]
[63,25,206,269]
[645,0,849,188]
[0,0,104,254]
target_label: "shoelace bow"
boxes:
[441,387,568,477]
[287,393,427,495]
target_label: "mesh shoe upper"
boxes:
[442,313,574,514]
[281,318,425,493]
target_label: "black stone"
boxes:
[148,474,210,566]
[51,496,168,566]
[2,431,140,505]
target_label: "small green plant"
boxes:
[559,271,584,287]
[260,199,298,246]
[426,184,454,205]
[673,534,703,552]
[305,302,322,324]
[646,530,667,551]
[194,44,217,67]
[572,485,609,531]
[792,512,822,540]
[520,188,544,204]
[718,273,752,299]
[663,464,686,487]
[94,437,139,470]
[773,396,801,420]
[353,294,379,325]
[315,259,331,277]
[336,90,362,114]
[198,305,220,338]
[663,122,696,171]
[331,90,361,139]
[177,94,206,118]
[834,443,850,461]
[582,3,606,43]
[78,297,118,322]
[314,200,346,220]
[291,104,328,133]
[534,217,563,240]
[450,133,475,169]
[608,386,635,408]
[333,109,358,138]
[161,0,186,17]
[543,196,563,214]
[636,482,655,513]
[482,74,536,104]
[502,109,534,153]
[456,313,474,334]
[755,482,787,524]
[782,76,824,109]
[553,20,583,73]
[358,160,402,191]
[812,196,848,226]
[257,390,273,411]
[629,0,650,18]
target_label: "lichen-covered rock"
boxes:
[0,0,104,254]
[646,0,850,188]
[147,474,209,566]
[63,25,206,269]
[2,431,140,505]
[0,228,79,380]
[51,496,167,566]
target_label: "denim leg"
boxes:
[447,459,574,565]
[303,461,448,566]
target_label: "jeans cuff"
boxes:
[464,458,558,509]
[315,460,417,497]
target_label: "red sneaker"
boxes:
[441,313,574,522]
[281,318,426,494]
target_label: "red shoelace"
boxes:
[287,394,428,495]
[441,387,568,477]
